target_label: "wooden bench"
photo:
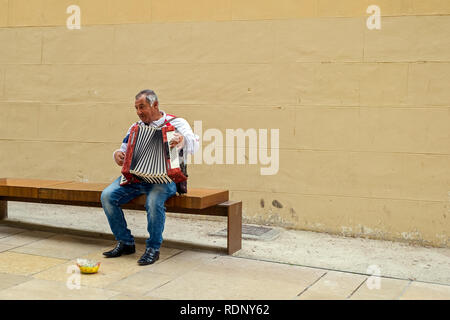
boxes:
[0,178,242,255]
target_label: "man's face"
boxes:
[135,95,159,124]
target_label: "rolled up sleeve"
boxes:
[171,118,199,155]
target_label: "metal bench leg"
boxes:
[227,201,242,255]
[0,200,7,220]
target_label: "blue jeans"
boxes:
[101,177,177,250]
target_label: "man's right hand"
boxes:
[114,151,125,166]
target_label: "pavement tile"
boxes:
[108,293,161,300]
[146,256,325,300]
[0,230,55,248]
[0,225,26,239]
[0,251,68,276]
[197,256,325,286]
[0,272,33,290]
[296,271,367,300]
[106,271,174,296]
[295,291,354,300]
[33,244,182,289]
[399,281,450,300]
[141,250,219,277]
[11,234,115,259]
[0,278,121,300]
[0,243,16,253]
[350,278,410,300]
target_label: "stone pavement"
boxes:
[0,223,449,300]
[4,202,450,284]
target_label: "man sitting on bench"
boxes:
[101,89,199,265]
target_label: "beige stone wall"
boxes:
[0,0,449,247]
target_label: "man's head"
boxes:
[134,89,162,124]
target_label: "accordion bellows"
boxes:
[120,123,187,185]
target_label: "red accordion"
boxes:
[120,122,187,186]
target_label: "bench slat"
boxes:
[1,179,229,210]
[39,182,109,203]
[0,178,73,199]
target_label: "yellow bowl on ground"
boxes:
[76,259,101,274]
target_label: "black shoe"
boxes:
[137,247,160,266]
[103,241,135,258]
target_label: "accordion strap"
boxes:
[157,116,178,129]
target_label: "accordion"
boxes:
[120,122,187,186]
